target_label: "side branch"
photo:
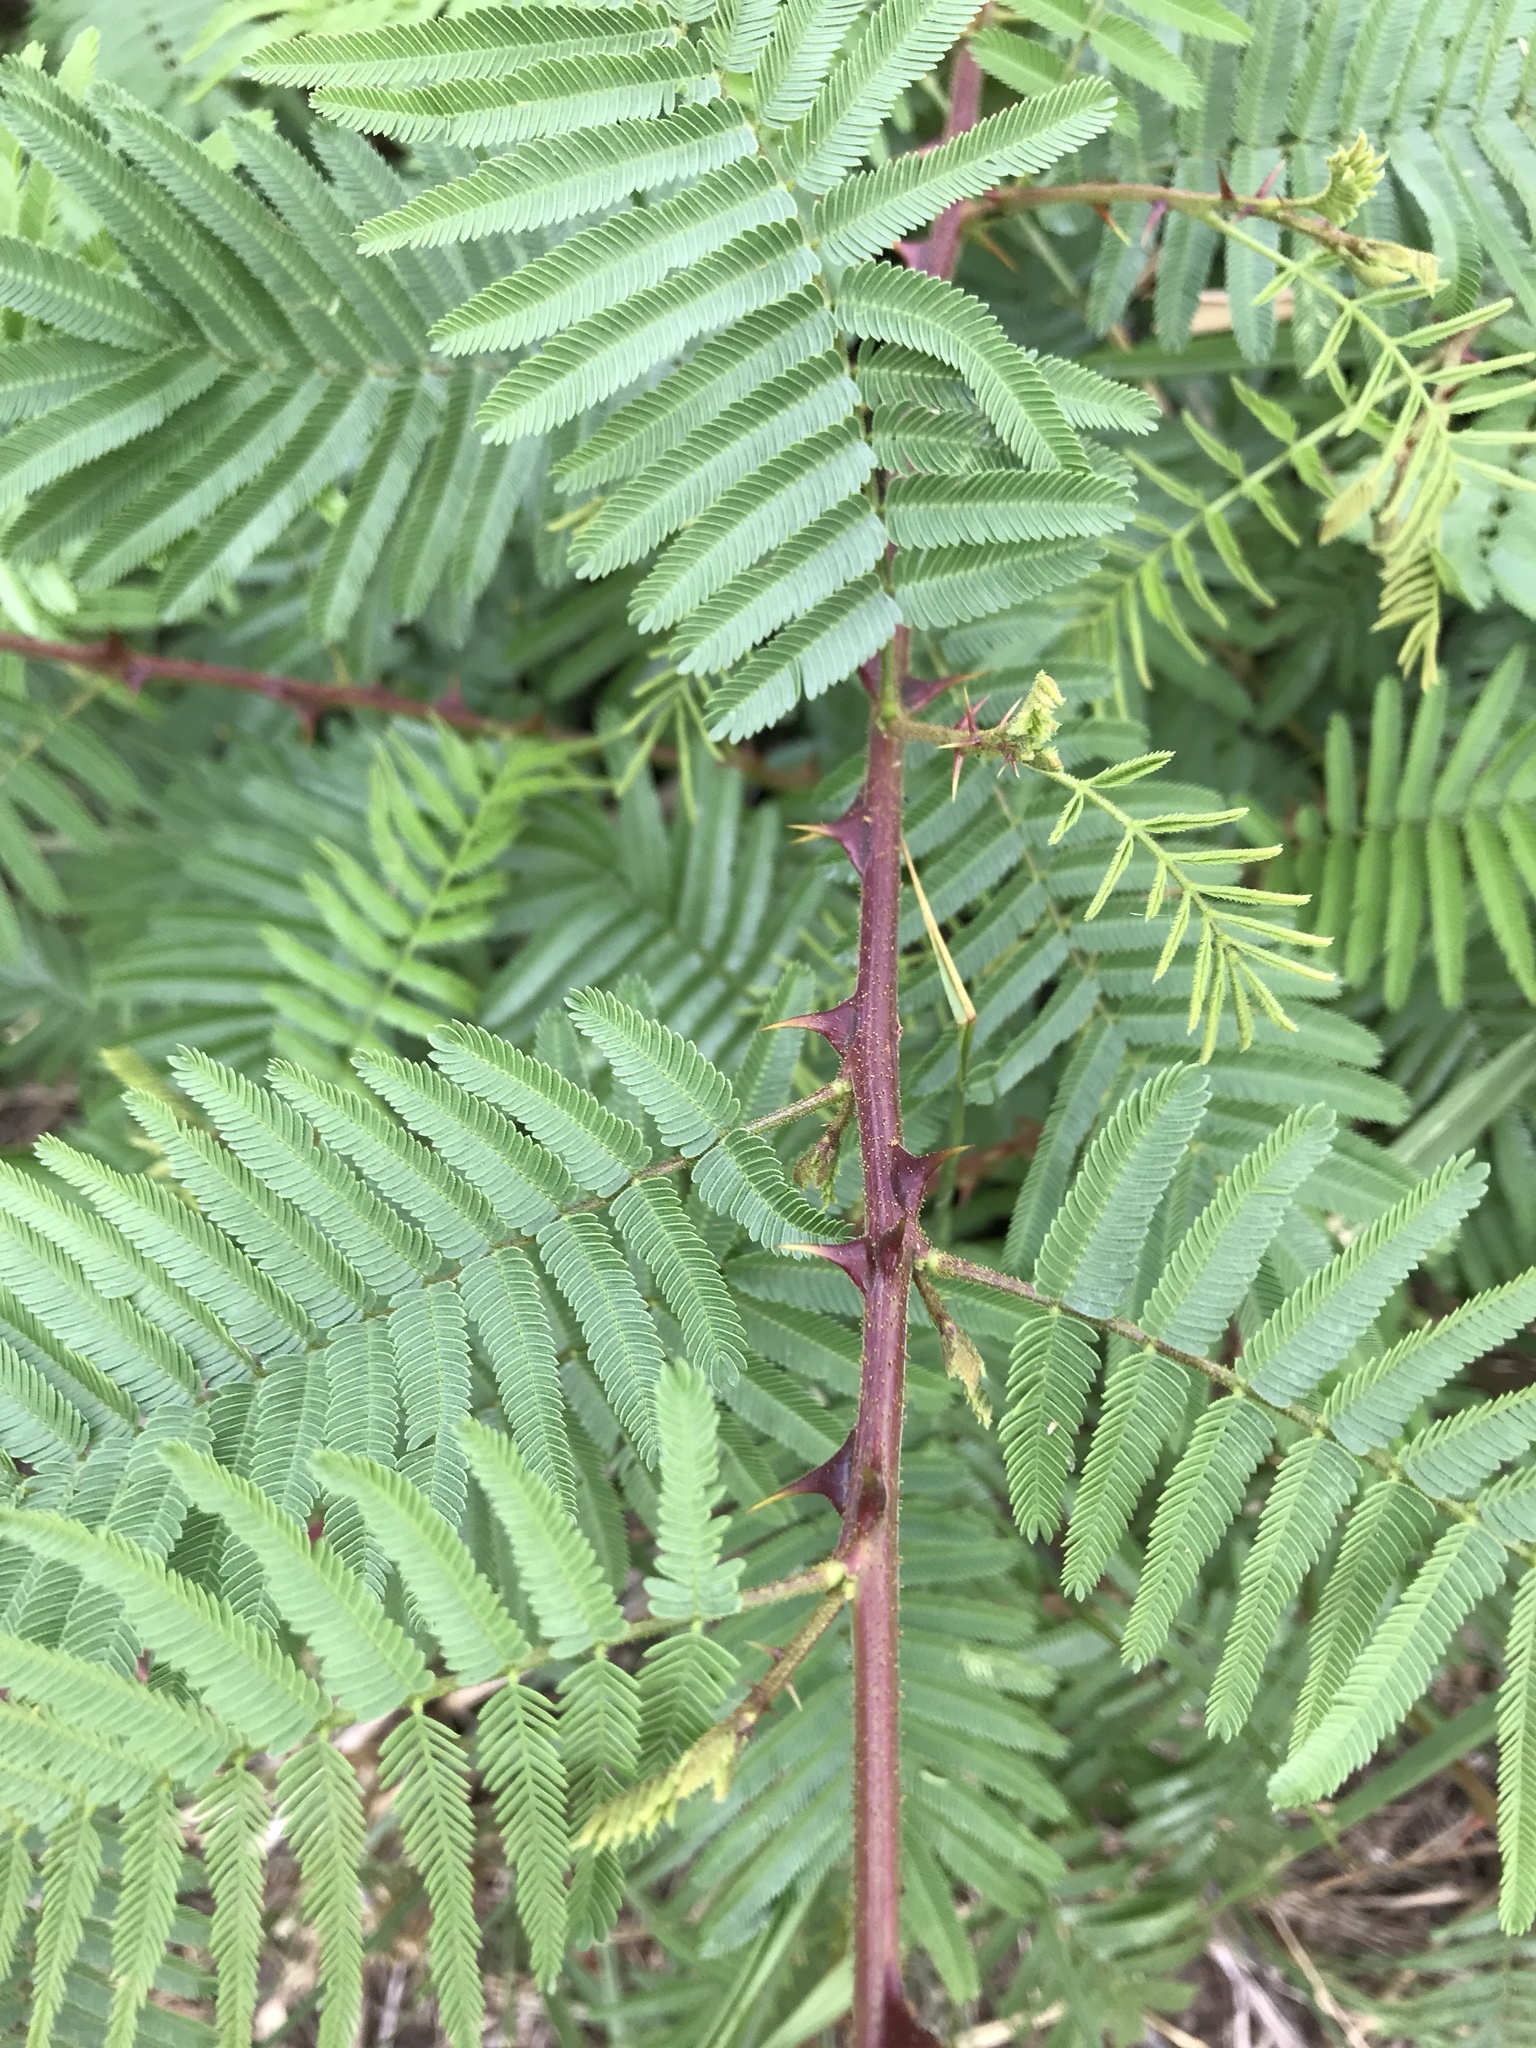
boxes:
[0,630,521,736]
[922,1248,1536,1570]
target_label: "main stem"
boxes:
[838,712,914,2048]
[834,53,985,2045]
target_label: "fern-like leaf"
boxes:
[25,1801,102,2048]
[106,1783,185,2048]
[1206,1436,1360,1739]
[567,986,741,1154]
[157,1443,431,1717]
[379,1711,483,2048]
[460,1417,626,1655]
[1122,1396,1275,1668]
[0,1508,326,1750]
[1035,1065,1211,1316]
[477,1681,569,1987]
[612,1180,747,1388]
[1000,1306,1100,1541]
[642,1361,744,1620]
[1272,1523,1505,1805]
[198,1766,269,2048]
[310,1449,528,1680]
[276,1740,367,2048]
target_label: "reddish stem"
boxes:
[835,47,987,2028]
[911,46,985,282]
[0,631,518,735]
[837,711,918,2048]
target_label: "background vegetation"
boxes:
[2,0,1536,2044]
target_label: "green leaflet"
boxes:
[169,1048,435,1296]
[893,537,1107,629]
[25,1801,101,2048]
[431,1020,649,1193]
[535,1212,666,1460]
[357,1051,576,1230]
[391,1281,472,1525]
[1400,1384,1536,1498]
[458,1245,574,1504]
[568,985,740,1153]
[269,1063,497,1264]
[106,1785,184,2048]
[310,1449,529,1679]
[786,0,984,194]
[1245,1156,1487,1403]
[814,82,1117,263]
[157,1443,431,1717]
[1326,1271,1536,1452]
[37,1135,315,1356]
[1000,1306,1100,1541]
[554,286,835,489]
[378,1713,483,2048]
[1035,1065,1211,1317]
[0,231,176,348]
[0,1508,326,1751]
[642,1361,744,1619]
[885,469,1135,548]
[1005,1017,1126,1273]
[836,261,1085,469]
[570,353,861,581]
[630,416,876,632]
[277,1742,367,2048]
[1500,1569,1536,1935]
[671,497,885,678]
[477,1681,569,1986]
[0,1332,87,1465]
[755,0,864,124]
[315,46,712,150]
[432,157,795,355]
[0,1631,231,1783]
[1205,1436,1360,1739]
[560,1656,641,1946]
[1121,1396,1275,1668]
[1292,1479,1438,1744]
[359,102,755,249]
[613,1180,747,1388]
[636,1630,739,1773]
[1272,1523,1505,1805]
[1140,1103,1336,1353]
[0,1826,27,1983]
[198,1767,269,2048]
[693,1127,849,1251]
[460,1417,626,1654]
[704,576,901,743]
[250,5,676,87]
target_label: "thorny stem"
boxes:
[839,705,918,2048]
[831,51,995,2046]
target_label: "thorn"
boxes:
[891,1144,967,1214]
[763,998,857,1056]
[750,1431,855,1515]
[906,670,976,714]
[1217,162,1238,205]
[780,1237,874,1292]
[789,801,870,875]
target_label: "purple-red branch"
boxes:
[828,50,987,2044]
[0,631,518,735]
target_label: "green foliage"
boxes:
[3,0,1536,2035]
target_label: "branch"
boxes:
[921,1248,1536,1571]
[0,630,526,736]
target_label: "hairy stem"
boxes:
[839,707,916,2048]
